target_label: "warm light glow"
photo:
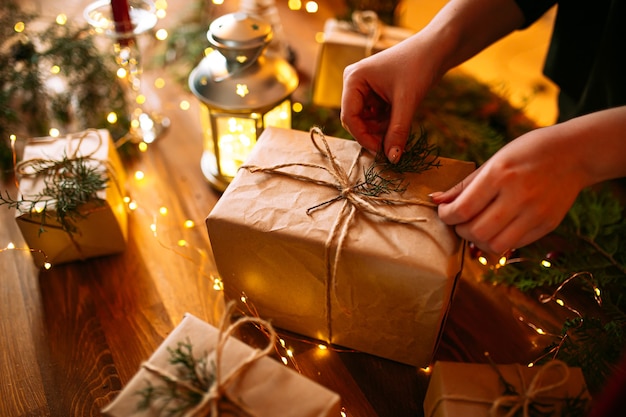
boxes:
[14,21,25,33]
[150,223,157,233]
[240,295,247,303]
[281,356,288,365]
[184,220,195,228]
[595,287,601,298]
[305,1,319,13]
[10,134,17,144]
[314,32,325,44]
[528,362,535,368]
[134,170,145,180]
[317,344,327,350]
[212,276,224,291]
[292,102,303,113]
[154,78,166,89]
[117,68,127,78]
[7,242,15,249]
[50,65,61,74]
[556,298,565,306]
[288,0,302,10]
[177,239,187,247]
[138,142,149,152]
[44,262,52,270]
[128,200,138,210]
[56,14,68,25]
[107,112,118,124]
[136,94,146,105]
[286,349,294,358]
[478,256,488,265]
[541,259,552,268]
[159,206,168,216]
[535,327,546,335]
[212,0,224,4]
[49,128,60,137]
[155,28,168,40]
[216,116,257,177]
[123,196,131,203]
[235,84,249,98]
[156,9,167,19]
[498,256,507,266]
[420,366,432,375]
[179,100,190,110]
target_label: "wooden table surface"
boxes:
[1,1,565,416]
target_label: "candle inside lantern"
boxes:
[110,0,134,45]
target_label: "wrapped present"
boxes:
[312,12,415,108]
[13,129,127,264]
[206,127,475,366]
[423,360,592,417]
[101,306,342,416]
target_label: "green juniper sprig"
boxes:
[354,129,441,199]
[0,155,109,235]
[136,340,216,417]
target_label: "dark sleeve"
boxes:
[512,0,558,27]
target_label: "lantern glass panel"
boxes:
[215,114,260,178]
[263,99,292,129]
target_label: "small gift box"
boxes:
[423,361,592,417]
[206,127,475,366]
[101,307,342,416]
[13,129,127,264]
[312,13,415,108]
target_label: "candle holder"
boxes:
[188,12,299,191]
[83,0,169,145]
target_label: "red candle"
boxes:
[110,0,134,45]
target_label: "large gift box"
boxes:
[312,14,415,108]
[102,312,341,416]
[423,361,592,417]
[206,127,475,366]
[14,129,127,264]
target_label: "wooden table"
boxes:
[1,1,563,416]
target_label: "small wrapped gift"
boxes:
[13,129,127,264]
[206,127,475,366]
[312,12,415,108]
[101,306,341,416]
[423,361,592,417]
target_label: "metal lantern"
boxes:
[189,12,299,191]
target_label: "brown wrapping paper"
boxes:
[206,127,475,366]
[101,313,341,417]
[423,361,591,417]
[312,17,415,108]
[15,129,127,264]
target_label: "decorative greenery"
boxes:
[0,0,128,178]
[0,155,109,235]
[137,340,215,416]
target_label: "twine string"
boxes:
[141,302,277,417]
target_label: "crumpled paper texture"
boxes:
[312,17,415,108]
[206,127,475,367]
[101,313,341,417]
[423,361,591,417]
[15,129,127,264]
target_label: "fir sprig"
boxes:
[0,155,109,235]
[137,340,215,416]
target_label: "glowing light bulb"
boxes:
[541,259,552,268]
[7,242,15,249]
[44,262,52,270]
[138,142,148,152]
[478,256,488,266]
[184,220,194,228]
[159,206,168,216]
[134,170,145,180]
[317,344,327,350]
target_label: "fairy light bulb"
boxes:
[184,220,195,228]
[212,276,224,291]
[7,242,15,249]
[317,344,327,350]
[43,262,52,270]
[541,259,552,268]
[478,256,488,266]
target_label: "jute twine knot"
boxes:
[142,301,277,417]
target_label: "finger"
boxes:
[382,96,416,164]
[437,172,498,225]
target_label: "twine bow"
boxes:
[142,302,277,417]
[351,10,382,57]
[426,360,573,417]
[241,126,434,342]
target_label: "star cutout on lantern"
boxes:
[236,84,249,98]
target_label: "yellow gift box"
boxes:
[14,129,127,264]
[312,14,415,108]
[206,127,475,366]
[423,361,592,417]
[101,311,341,417]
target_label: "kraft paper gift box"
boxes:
[102,312,341,417]
[312,15,415,108]
[14,129,127,264]
[423,361,592,417]
[206,127,475,367]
